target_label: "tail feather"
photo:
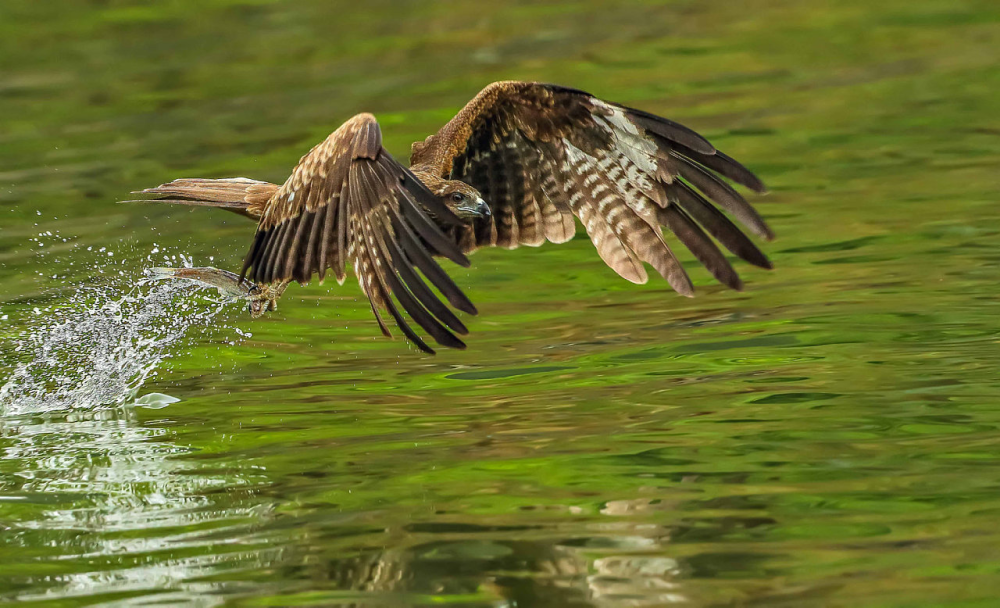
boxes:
[122,177,278,220]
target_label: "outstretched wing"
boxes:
[241,113,477,354]
[415,81,773,295]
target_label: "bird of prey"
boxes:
[129,81,774,353]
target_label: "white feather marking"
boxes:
[564,139,590,162]
[626,163,643,185]
[604,201,626,220]
[597,192,618,208]
[592,100,658,174]
[605,161,624,179]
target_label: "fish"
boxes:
[145,266,272,316]
[147,266,252,298]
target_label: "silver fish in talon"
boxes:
[146,267,288,317]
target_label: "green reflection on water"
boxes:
[2,0,1000,605]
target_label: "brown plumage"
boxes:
[128,81,775,354]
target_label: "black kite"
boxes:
[129,82,774,353]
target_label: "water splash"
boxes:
[0,245,239,416]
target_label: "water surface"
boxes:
[2,0,1000,605]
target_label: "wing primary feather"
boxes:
[285,209,314,282]
[653,238,694,297]
[671,145,768,193]
[379,252,466,349]
[664,153,774,240]
[396,161,464,228]
[356,163,466,349]
[348,168,392,339]
[302,206,327,283]
[623,107,715,154]
[670,181,773,269]
[393,177,470,267]
[389,207,478,315]
[660,204,743,290]
[334,182,349,284]
[352,165,436,353]
[261,222,287,283]
[366,294,393,338]
[273,217,300,281]
[240,230,266,282]
[256,225,277,283]
[247,228,274,282]
[384,233,469,335]
[268,221,295,283]
[317,183,339,282]
[255,225,282,283]
[378,291,436,354]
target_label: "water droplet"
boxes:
[132,393,180,409]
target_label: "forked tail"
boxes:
[122,177,278,219]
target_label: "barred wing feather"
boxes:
[241,114,476,353]
[420,81,773,295]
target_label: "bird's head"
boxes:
[436,180,491,223]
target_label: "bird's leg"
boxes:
[248,279,290,318]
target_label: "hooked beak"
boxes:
[455,197,491,221]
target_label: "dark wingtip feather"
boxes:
[394,177,470,268]
[666,181,773,271]
[758,221,777,242]
[743,250,773,270]
[413,341,437,355]
[624,108,715,155]
[666,154,774,241]
[668,147,770,195]
[387,208,478,317]
[713,150,768,193]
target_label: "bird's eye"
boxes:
[451,192,465,203]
